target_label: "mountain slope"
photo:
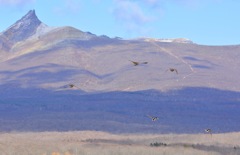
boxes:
[0,10,240,133]
[0,37,239,92]
[1,10,239,93]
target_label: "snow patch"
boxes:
[29,23,57,39]
[136,37,193,44]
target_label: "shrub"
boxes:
[150,142,167,147]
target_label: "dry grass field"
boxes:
[0,131,239,155]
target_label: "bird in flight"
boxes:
[166,68,178,74]
[147,115,159,121]
[64,83,80,89]
[204,128,212,136]
[69,84,75,88]
[129,60,148,66]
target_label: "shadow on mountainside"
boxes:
[0,85,239,133]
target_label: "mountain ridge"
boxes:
[0,10,102,54]
[2,10,41,43]
[0,10,239,133]
[0,10,239,93]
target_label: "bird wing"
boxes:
[69,84,75,88]
[129,60,138,66]
[175,69,178,74]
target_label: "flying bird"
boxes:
[147,115,159,121]
[204,128,212,136]
[166,68,178,74]
[69,84,75,88]
[129,60,148,66]
[64,83,80,89]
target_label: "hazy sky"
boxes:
[0,0,239,45]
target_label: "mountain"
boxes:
[2,10,41,42]
[0,10,239,133]
[0,12,239,93]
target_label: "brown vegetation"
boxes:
[0,131,239,155]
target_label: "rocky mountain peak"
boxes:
[2,10,42,42]
[20,10,39,23]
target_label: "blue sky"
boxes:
[0,0,239,45]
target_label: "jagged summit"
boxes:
[0,10,105,53]
[2,10,42,42]
[19,10,39,23]
[0,10,103,45]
